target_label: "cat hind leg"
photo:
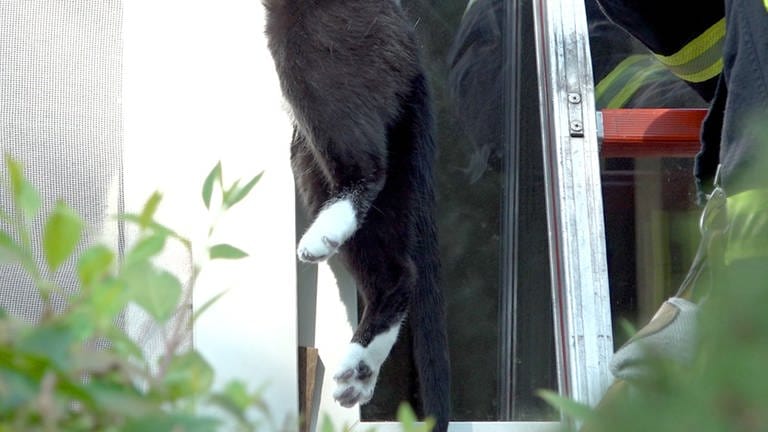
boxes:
[297,197,358,262]
[332,320,402,407]
[331,234,414,408]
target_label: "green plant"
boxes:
[540,262,768,432]
[0,156,270,431]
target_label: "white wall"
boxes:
[312,260,361,427]
[122,0,297,424]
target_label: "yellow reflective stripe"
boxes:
[654,18,725,83]
[596,54,667,108]
[595,55,647,103]
[765,0,768,12]
[724,189,768,264]
[606,61,667,109]
[681,57,724,83]
[655,19,725,66]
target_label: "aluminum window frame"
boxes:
[531,0,614,414]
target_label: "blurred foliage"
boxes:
[542,258,768,432]
[0,156,276,431]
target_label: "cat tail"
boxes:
[411,219,451,432]
[407,73,451,432]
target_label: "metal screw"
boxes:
[568,93,582,104]
[570,120,583,132]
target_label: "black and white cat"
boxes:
[263,0,450,429]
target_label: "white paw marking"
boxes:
[333,322,401,408]
[298,198,358,262]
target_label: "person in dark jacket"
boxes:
[599,0,768,394]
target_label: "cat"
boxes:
[262,0,450,429]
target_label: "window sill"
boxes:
[357,421,561,431]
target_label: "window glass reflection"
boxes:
[587,0,709,342]
[361,0,557,422]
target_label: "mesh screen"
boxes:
[0,1,123,322]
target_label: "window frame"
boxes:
[531,0,614,412]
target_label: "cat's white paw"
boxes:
[332,351,378,407]
[297,234,341,263]
[332,323,401,408]
[298,198,358,262]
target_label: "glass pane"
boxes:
[361,0,557,422]
[586,0,709,343]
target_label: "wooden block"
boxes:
[298,346,324,432]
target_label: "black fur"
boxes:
[263,0,450,430]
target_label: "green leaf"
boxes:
[124,234,166,267]
[121,213,190,247]
[105,326,144,360]
[43,201,83,272]
[0,367,37,414]
[161,351,214,400]
[77,245,115,287]
[82,279,130,331]
[221,380,252,410]
[618,318,638,340]
[0,231,22,264]
[202,162,222,209]
[537,389,595,422]
[82,379,157,417]
[72,350,123,375]
[16,322,79,370]
[123,413,220,432]
[398,401,417,424]
[397,402,435,432]
[5,156,41,220]
[223,172,263,209]
[221,179,241,207]
[209,244,248,260]
[207,380,253,424]
[193,289,228,322]
[423,418,436,432]
[320,414,335,432]
[62,307,98,341]
[121,213,191,252]
[123,263,182,322]
[139,191,163,230]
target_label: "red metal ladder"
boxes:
[599,109,707,158]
